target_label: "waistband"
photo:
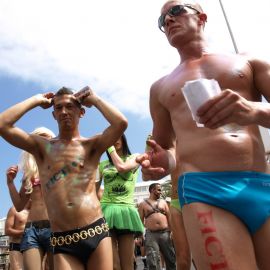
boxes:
[25,220,50,229]
[181,171,270,179]
[51,217,109,247]
[9,242,21,251]
[146,228,170,233]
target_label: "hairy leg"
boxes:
[118,234,135,270]
[23,248,44,270]
[182,202,257,270]
[170,206,191,270]
[43,252,54,270]
[9,250,23,270]
[87,236,113,270]
[252,217,270,270]
[53,253,84,270]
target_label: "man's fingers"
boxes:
[141,166,165,181]
[44,92,55,99]
[136,153,149,164]
[146,139,157,149]
[74,86,91,102]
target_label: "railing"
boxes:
[0,235,9,270]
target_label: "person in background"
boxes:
[5,205,29,270]
[138,183,176,270]
[6,127,55,270]
[98,134,144,270]
[134,236,147,270]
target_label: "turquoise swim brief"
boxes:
[178,171,270,234]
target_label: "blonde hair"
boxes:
[19,127,55,194]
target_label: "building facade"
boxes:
[0,218,9,270]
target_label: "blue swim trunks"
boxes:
[178,171,270,234]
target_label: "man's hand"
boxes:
[197,89,258,129]
[37,92,54,109]
[6,165,18,186]
[136,140,172,181]
[74,86,99,108]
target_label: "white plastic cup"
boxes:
[182,78,242,132]
[182,78,221,127]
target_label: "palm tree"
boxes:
[161,178,172,199]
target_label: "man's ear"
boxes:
[52,111,56,119]
[80,107,85,118]
[198,13,207,24]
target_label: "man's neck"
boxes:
[178,38,209,63]
[58,128,81,141]
[149,194,159,201]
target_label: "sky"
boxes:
[0,0,270,218]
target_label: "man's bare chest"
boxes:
[159,56,253,109]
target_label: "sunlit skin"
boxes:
[138,184,175,269]
[136,0,270,269]
[138,184,170,233]
[5,206,29,270]
[5,206,29,244]
[0,86,128,270]
[6,135,55,270]
[137,0,270,180]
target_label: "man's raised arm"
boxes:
[75,86,128,153]
[0,92,54,153]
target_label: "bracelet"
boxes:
[107,146,116,155]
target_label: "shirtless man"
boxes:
[5,206,29,270]
[0,86,127,270]
[136,1,270,269]
[138,183,176,270]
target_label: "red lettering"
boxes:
[205,236,223,256]
[211,261,228,270]
[197,210,216,234]
[197,210,228,269]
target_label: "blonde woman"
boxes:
[7,127,55,270]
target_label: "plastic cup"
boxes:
[182,78,242,132]
[182,78,221,127]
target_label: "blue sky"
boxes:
[1,0,270,217]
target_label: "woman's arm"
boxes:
[6,166,30,211]
[108,148,139,173]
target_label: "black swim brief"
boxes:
[9,242,21,252]
[51,217,110,265]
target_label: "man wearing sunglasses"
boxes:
[137,0,270,269]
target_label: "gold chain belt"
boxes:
[51,222,109,247]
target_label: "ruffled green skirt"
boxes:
[101,203,144,234]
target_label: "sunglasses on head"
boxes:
[158,4,201,32]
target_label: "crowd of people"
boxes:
[2,0,270,269]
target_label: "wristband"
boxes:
[107,146,116,155]
[167,151,176,172]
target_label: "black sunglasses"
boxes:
[158,4,201,32]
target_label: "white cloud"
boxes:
[0,0,270,117]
